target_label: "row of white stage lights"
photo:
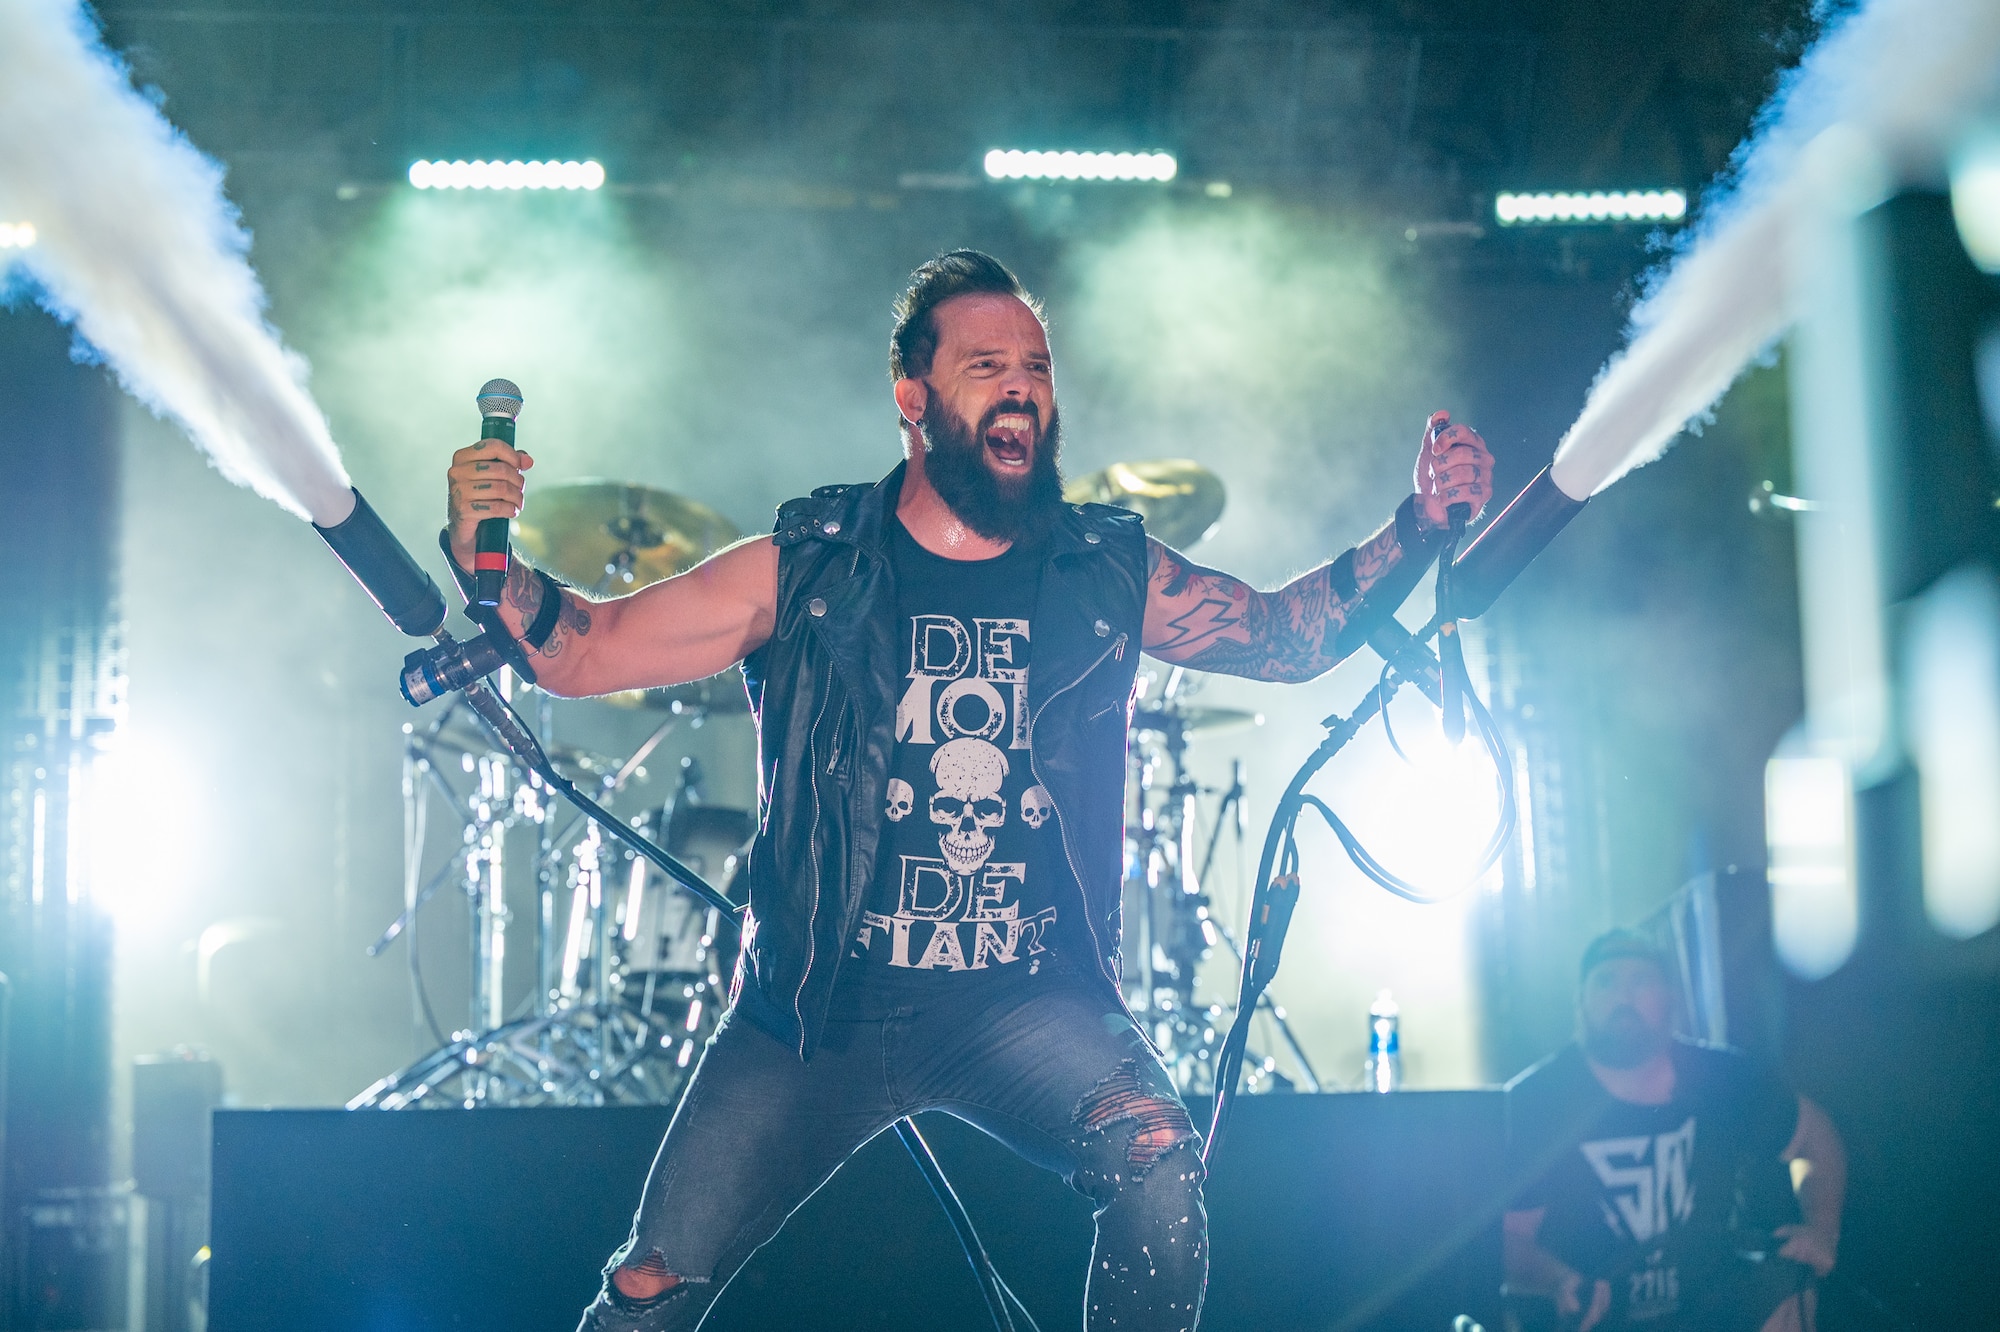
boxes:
[0,221,36,248]
[983,149,1178,182]
[1496,189,1688,225]
[408,159,606,191]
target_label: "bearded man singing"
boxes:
[442,251,1494,1332]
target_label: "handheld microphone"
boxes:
[313,487,448,637]
[472,378,524,608]
[1448,463,1590,620]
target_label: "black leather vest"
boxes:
[735,463,1148,1059]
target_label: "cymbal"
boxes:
[1063,459,1226,549]
[1131,705,1263,736]
[513,480,741,593]
[601,671,752,716]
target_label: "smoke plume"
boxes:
[1550,0,2000,500]
[0,0,353,525]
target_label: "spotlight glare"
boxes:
[406,158,607,191]
[0,221,36,249]
[1496,188,1688,226]
[1765,746,1858,979]
[1906,566,2000,940]
[982,149,1178,184]
[1954,137,2000,272]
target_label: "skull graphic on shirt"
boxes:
[929,737,1008,873]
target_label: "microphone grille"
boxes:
[476,378,524,420]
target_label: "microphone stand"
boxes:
[456,679,734,918]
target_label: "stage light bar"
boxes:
[983,150,1177,183]
[407,159,606,191]
[1494,190,1687,226]
[0,221,37,249]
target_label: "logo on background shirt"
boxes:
[1579,1116,1698,1242]
[856,612,1056,972]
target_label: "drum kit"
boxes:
[350,458,1316,1110]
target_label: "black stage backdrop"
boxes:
[210,1092,1505,1332]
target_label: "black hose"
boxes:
[1205,624,1517,1163]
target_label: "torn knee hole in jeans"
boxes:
[611,1250,701,1305]
[1074,1059,1197,1170]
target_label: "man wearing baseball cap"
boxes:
[1501,930,1846,1331]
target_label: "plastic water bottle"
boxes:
[1363,989,1402,1092]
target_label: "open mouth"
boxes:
[984,412,1036,468]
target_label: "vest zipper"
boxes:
[795,542,872,1057]
[795,652,834,1056]
[1025,631,1133,1004]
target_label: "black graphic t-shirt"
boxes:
[830,517,1079,1014]
[1507,1041,1800,1324]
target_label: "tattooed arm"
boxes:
[1142,521,1410,682]
[1142,412,1496,682]
[445,437,778,698]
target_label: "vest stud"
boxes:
[809,597,828,617]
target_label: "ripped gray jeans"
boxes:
[578,971,1207,1332]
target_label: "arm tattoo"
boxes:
[547,595,593,658]
[1145,524,1403,683]
[499,559,593,658]
[500,559,545,623]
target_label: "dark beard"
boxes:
[918,387,1065,545]
[1582,1007,1670,1069]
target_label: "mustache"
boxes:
[978,400,1040,433]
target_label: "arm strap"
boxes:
[1326,495,1446,662]
[437,529,558,683]
[519,567,567,651]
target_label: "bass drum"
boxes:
[617,803,752,1015]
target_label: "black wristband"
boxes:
[438,528,545,685]
[1393,493,1442,556]
[1329,549,1360,603]
[520,569,566,651]
[1325,495,1447,662]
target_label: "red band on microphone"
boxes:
[473,552,510,573]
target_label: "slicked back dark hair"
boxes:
[889,250,1044,382]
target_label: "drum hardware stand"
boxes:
[359,678,717,1108]
[1126,671,1320,1094]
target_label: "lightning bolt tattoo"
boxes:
[1156,596,1242,652]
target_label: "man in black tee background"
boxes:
[442,250,1495,1331]
[1504,931,1848,1331]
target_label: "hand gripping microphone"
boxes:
[471,378,524,607]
